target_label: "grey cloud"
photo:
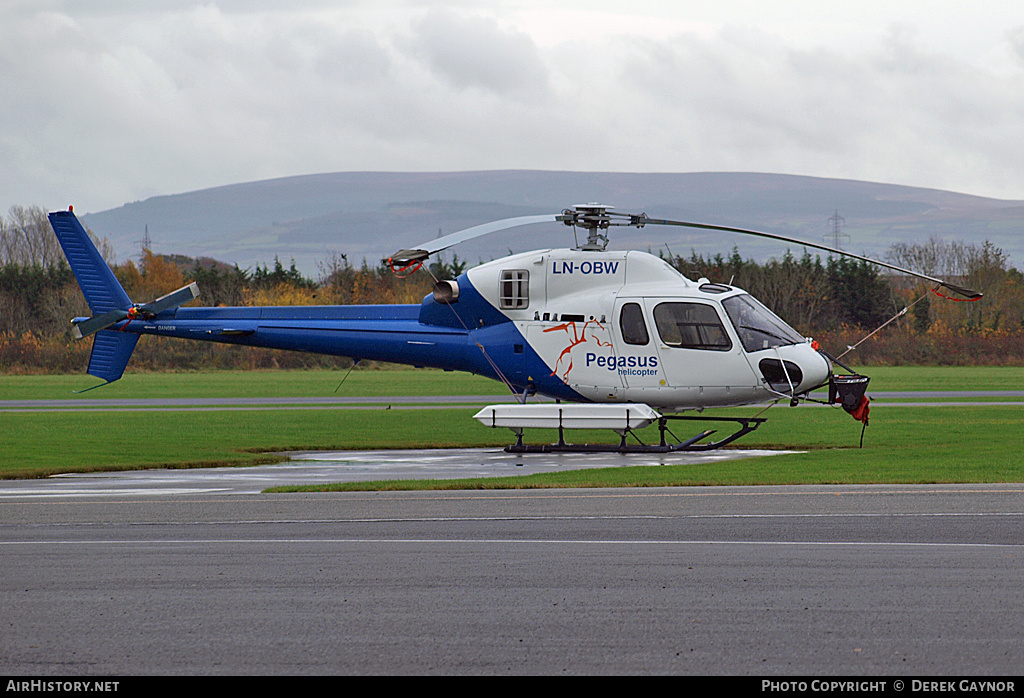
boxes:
[610,23,1024,189]
[405,9,550,96]
[4,4,1024,215]
[314,29,393,85]
[1006,26,1024,65]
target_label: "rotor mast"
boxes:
[562,204,649,251]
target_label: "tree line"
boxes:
[1,204,1021,372]
[669,239,1024,337]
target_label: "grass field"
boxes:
[0,366,501,401]
[1,366,1022,486]
[3,364,1023,398]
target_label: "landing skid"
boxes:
[504,415,768,454]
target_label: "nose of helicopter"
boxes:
[797,342,832,392]
[762,342,832,395]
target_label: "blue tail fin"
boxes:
[48,209,131,315]
[48,209,138,386]
[85,330,141,385]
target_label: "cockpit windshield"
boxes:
[721,294,805,353]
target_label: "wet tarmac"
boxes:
[0,448,794,498]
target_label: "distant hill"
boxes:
[80,171,1024,275]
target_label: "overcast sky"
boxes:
[3,1,1024,215]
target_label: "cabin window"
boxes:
[619,302,650,345]
[499,270,530,309]
[653,302,732,351]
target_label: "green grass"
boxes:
[851,365,1024,392]
[0,408,509,478]
[3,364,1022,402]
[1,366,1022,485]
[0,367,502,401]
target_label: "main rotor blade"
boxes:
[72,308,129,339]
[139,282,200,315]
[389,214,565,264]
[641,217,983,300]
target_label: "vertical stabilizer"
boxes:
[48,209,138,386]
[86,330,141,384]
[48,209,131,315]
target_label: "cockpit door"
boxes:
[641,298,762,404]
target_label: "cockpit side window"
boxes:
[619,302,650,345]
[653,302,731,351]
[722,294,804,353]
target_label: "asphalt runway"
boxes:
[1,451,1023,675]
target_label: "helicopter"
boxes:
[48,204,981,452]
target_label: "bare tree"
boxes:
[888,237,1022,331]
[1,205,63,267]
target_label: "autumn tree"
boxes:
[888,238,1023,333]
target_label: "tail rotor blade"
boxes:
[72,308,129,339]
[139,282,200,315]
[71,282,199,339]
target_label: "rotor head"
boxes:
[561,204,649,250]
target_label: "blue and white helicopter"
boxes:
[49,204,980,452]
